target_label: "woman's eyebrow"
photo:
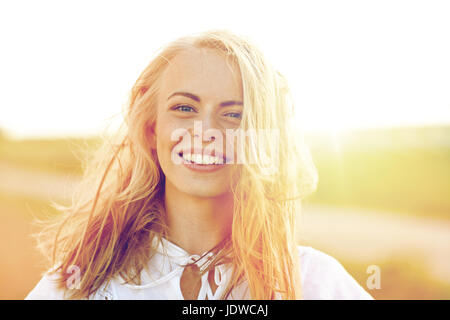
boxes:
[219,100,243,107]
[167,91,243,107]
[167,92,200,102]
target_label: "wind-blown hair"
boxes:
[35,29,318,299]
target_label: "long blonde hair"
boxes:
[36,29,318,299]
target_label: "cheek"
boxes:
[155,117,188,160]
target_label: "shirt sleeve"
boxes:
[25,271,67,300]
[298,246,374,300]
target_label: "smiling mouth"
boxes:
[178,151,226,165]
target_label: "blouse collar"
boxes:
[120,236,233,300]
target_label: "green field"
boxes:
[0,135,101,175]
[304,125,450,220]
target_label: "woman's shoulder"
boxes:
[297,245,373,300]
[25,270,67,300]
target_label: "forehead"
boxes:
[158,47,243,100]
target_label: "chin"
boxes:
[160,156,235,199]
[178,182,230,199]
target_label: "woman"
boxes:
[26,30,372,300]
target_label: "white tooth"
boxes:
[194,154,202,164]
[205,155,212,165]
[184,153,192,162]
[212,156,220,164]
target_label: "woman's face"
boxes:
[152,47,243,198]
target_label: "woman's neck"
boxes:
[163,180,234,256]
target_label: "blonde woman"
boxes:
[26,30,372,300]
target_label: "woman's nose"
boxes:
[192,114,221,142]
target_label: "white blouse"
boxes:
[25,237,373,300]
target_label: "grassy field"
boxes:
[0,136,101,175]
[343,256,450,300]
[304,125,450,220]
[0,193,59,299]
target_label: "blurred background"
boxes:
[1,0,449,299]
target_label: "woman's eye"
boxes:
[173,105,195,113]
[225,112,242,119]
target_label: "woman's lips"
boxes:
[182,160,226,172]
[180,148,230,163]
[178,150,228,172]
